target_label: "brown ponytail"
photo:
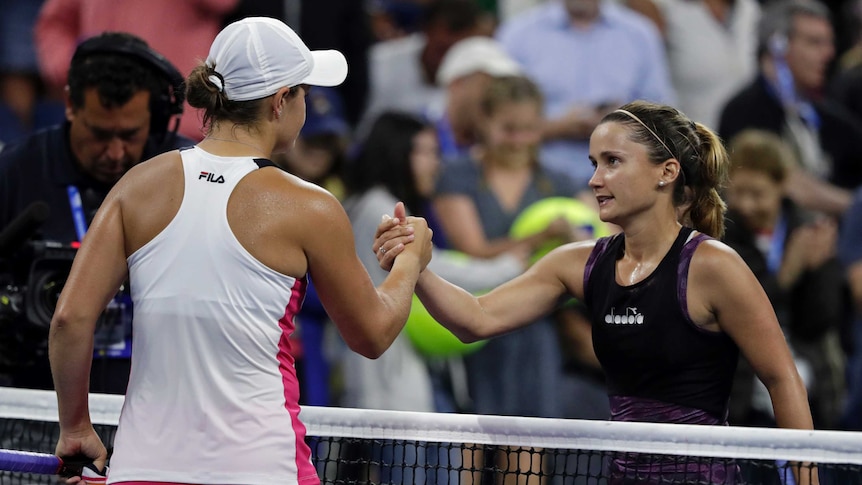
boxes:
[686,122,729,238]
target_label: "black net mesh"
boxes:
[3,415,861,485]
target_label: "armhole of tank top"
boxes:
[677,231,723,335]
[222,159,299,282]
[127,148,193,263]
[253,157,280,170]
[583,234,617,303]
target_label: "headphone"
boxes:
[71,35,186,144]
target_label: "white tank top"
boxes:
[108,147,316,485]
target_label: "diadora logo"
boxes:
[604,307,644,325]
[199,171,225,183]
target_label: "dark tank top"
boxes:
[584,227,739,422]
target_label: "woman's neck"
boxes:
[200,127,273,158]
[620,211,682,262]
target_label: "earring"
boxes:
[658,180,666,187]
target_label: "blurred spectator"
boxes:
[341,110,525,410]
[433,36,522,162]
[719,0,862,217]
[0,0,58,146]
[828,60,862,124]
[835,0,862,72]
[496,0,675,190]
[641,0,761,130]
[359,0,484,135]
[274,87,350,198]
[368,0,433,41]
[838,187,862,430]
[0,32,193,393]
[227,0,372,127]
[723,129,847,429]
[829,0,862,123]
[34,0,239,142]
[433,75,582,420]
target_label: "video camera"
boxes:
[0,240,78,330]
[0,202,132,368]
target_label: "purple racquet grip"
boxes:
[0,449,60,474]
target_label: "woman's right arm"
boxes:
[301,196,433,359]
[377,211,594,342]
[410,267,562,342]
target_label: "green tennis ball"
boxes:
[510,197,610,263]
[405,294,487,358]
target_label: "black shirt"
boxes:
[719,75,862,190]
[584,227,739,419]
[0,123,193,247]
[0,123,193,392]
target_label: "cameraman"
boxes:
[0,32,193,393]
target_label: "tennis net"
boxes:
[2,386,861,484]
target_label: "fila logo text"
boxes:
[199,171,225,183]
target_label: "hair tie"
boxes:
[207,71,225,93]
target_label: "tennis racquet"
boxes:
[0,449,107,483]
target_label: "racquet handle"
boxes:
[0,449,104,480]
[0,449,63,474]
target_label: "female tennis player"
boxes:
[48,17,432,485]
[376,100,817,484]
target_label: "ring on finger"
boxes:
[379,247,387,255]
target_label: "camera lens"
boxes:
[26,270,67,329]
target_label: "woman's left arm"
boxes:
[49,190,129,459]
[690,240,813,431]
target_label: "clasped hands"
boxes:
[373,202,434,272]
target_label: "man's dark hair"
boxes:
[421,0,482,33]
[757,0,832,59]
[67,32,165,111]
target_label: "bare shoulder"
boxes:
[124,150,183,181]
[533,239,601,300]
[113,150,184,202]
[244,166,345,218]
[688,238,757,299]
[534,238,600,270]
[234,166,351,245]
[227,166,353,276]
[689,238,747,275]
[115,150,183,191]
[556,239,600,262]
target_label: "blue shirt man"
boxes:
[497,0,675,188]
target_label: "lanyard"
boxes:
[67,185,88,242]
[436,116,459,160]
[68,184,133,358]
[766,214,788,275]
[769,37,821,130]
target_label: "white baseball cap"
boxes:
[207,17,348,102]
[436,36,522,87]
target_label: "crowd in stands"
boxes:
[3,0,862,434]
